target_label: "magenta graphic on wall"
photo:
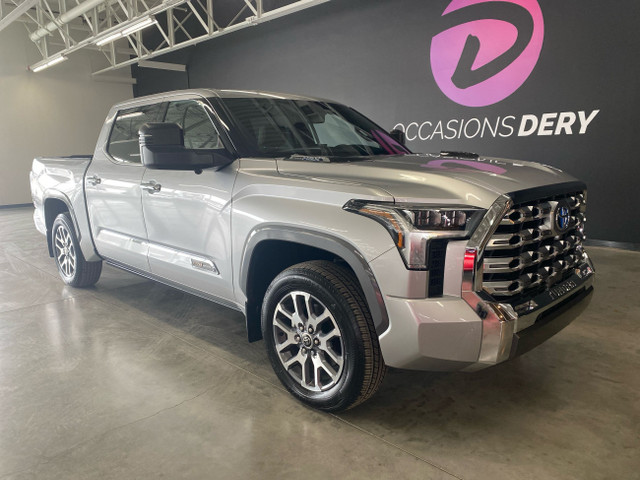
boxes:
[430,0,544,107]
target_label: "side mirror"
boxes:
[388,128,406,146]
[139,123,233,171]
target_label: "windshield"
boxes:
[219,97,411,158]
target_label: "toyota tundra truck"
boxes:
[29,89,595,411]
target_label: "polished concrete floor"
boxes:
[0,207,638,480]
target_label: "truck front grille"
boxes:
[482,190,587,305]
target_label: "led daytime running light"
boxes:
[360,207,405,248]
[344,200,485,270]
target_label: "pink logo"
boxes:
[430,0,544,107]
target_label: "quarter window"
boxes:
[108,103,164,164]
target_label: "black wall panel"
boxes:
[135,0,640,244]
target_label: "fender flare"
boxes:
[42,191,83,257]
[240,224,390,336]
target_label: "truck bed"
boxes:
[30,155,95,257]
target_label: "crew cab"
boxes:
[30,89,595,411]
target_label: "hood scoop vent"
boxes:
[440,151,479,159]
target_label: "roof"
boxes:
[111,88,328,110]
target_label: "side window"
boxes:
[164,100,223,150]
[108,103,164,164]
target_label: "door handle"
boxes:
[141,181,161,193]
[87,175,101,186]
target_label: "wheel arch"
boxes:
[240,225,389,342]
[43,194,77,257]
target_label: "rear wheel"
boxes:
[262,260,385,412]
[52,213,102,287]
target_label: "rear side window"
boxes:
[164,100,224,150]
[108,103,165,163]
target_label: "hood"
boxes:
[276,153,580,209]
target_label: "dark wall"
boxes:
[135,0,640,244]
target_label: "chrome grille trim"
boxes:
[499,202,551,225]
[483,253,583,295]
[482,189,587,302]
[483,234,583,273]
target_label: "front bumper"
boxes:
[375,243,595,372]
[509,282,593,359]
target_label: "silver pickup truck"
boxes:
[30,89,595,411]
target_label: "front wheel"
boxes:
[52,212,102,288]
[262,260,385,412]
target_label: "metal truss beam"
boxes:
[4,0,330,75]
[92,0,330,75]
[0,0,38,33]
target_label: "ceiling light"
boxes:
[95,32,124,46]
[94,16,157,47]
[121,16,157,36]
[30,54,68,73]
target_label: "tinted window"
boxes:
[220,97,411,158]
[164,100,223,150]
[108,103,164,164]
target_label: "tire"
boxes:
[261,260,385,412]
[52,212,102,288]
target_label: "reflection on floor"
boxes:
[1,207,638,479]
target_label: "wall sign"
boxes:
[430,0,544,107]
[394,0,600,143]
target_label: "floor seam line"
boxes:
[331,415,465,480]
[0,295,89,316]
[5,250,62,280]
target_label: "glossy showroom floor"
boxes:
[0,207,638,480]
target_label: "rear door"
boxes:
[140,97,238,302]
[85,102,165,271]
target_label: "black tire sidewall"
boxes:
[262,268,368,411]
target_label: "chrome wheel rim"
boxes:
[272,291,344,392]
[54,224,76,278]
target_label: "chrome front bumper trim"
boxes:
[463,257,594,371]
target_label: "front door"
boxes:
[141,98,237,301]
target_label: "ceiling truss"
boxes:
[0,0,329,74]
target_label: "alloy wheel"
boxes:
[272,291,344,392]
[54,224,76,278]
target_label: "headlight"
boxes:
[344,200,485,270]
